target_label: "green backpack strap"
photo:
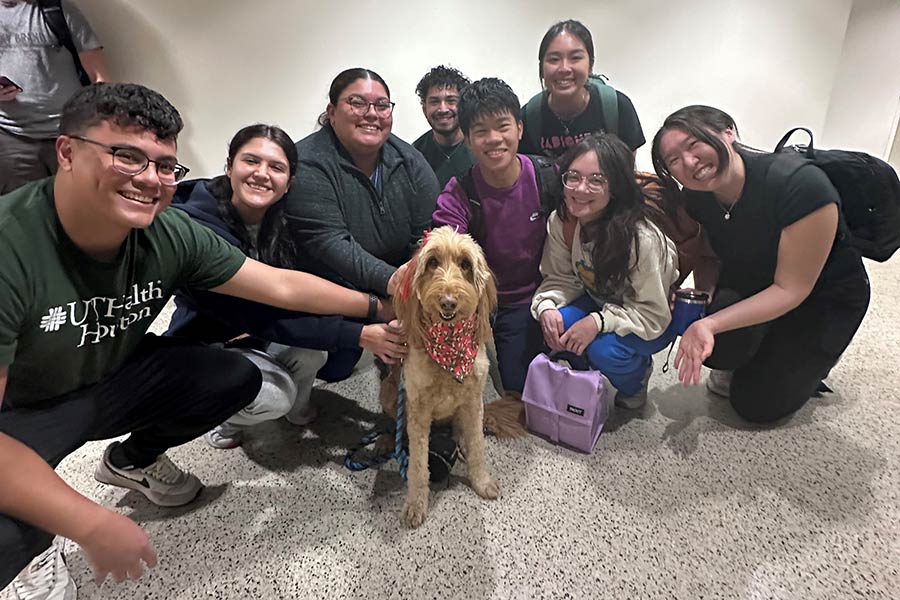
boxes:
[524,92,544,152]
[527,75,619,147]
[588,74,618,136]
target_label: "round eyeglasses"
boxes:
[561,170,608,193]
[70,135,190,185]
[343,95,395,117]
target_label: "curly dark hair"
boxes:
[457,77,521,136]
[415,65,471,103]
[59,82,183,139]
[557,133,663,296]
[206,124,299,268]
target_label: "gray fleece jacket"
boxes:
[284,126,440,296]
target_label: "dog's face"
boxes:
[396,226,497,343]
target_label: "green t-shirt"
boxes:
[0,178,247,407]
[412,131,475,190]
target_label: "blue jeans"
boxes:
[558,295,674,395]
[494,303,544,393]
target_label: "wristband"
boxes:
[367,294,379,321]
[590,311,605,334]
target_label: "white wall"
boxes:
[74,0,853,176]
[822,0,900,157]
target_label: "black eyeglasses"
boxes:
[69,135,190,185]
[343,95,395,117]
[562,170,608,193]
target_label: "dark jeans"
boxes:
[494,303,544,393]
[0,335,261,587]
[317,347,364,383]
[0,129,57,196]
[705,269,870,423]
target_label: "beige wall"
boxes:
[75,0,855,175]
[822,0,900,158]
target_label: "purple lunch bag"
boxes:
[521,354,612,453]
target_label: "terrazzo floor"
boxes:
[10,258,900,599]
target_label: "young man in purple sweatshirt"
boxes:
[432,78,550,392]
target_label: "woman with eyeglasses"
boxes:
[531,133,678,408]
[518,19,645,158]
[166,124,408,448]
[283,68,439,381]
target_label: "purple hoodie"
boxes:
[432,155,546,305]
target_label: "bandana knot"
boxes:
[421,314,479,382]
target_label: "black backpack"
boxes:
[456,155,562,244]
[769,127,900,262]
[38,0,91,87]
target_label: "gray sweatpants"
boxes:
[224,344,328,428]
[0,128,57,196]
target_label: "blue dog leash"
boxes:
[344,378,409,480]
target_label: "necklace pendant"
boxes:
[724,213,731,221]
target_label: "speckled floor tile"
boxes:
[23,259,900,599]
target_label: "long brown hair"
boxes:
[558,133,659,296]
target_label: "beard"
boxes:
[428,112,459,136]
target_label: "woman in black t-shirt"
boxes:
[519,19,645,158]
[651,105,870,423]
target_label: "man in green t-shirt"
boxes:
[412,65,476,190]
[0,83,404,597]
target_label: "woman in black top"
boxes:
[519,19,644,158]
[651,105,870,423]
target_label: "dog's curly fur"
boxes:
[388,226,501,528]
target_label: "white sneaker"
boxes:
[7,537,76,600]
[706,369,733,398]
[204,423,244,449]
[94,442,203,507]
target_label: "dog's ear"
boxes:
[393,250,427,347]
[476,271,498,342]
[471,245,498,342]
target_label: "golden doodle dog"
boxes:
[389,225,501,528]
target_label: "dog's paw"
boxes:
[472,475,500,500]
[401,495,429,528]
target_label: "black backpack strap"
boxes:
[39,0,91,86]
[773,127,816,158]
[526,154,563,217]
[523,92,544,152]
[458,166,485,243]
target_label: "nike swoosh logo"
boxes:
[111,465,151,488]
[529,211,542,222]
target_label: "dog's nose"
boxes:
[440,295,457,313]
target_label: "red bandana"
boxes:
[422,314,479,382]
